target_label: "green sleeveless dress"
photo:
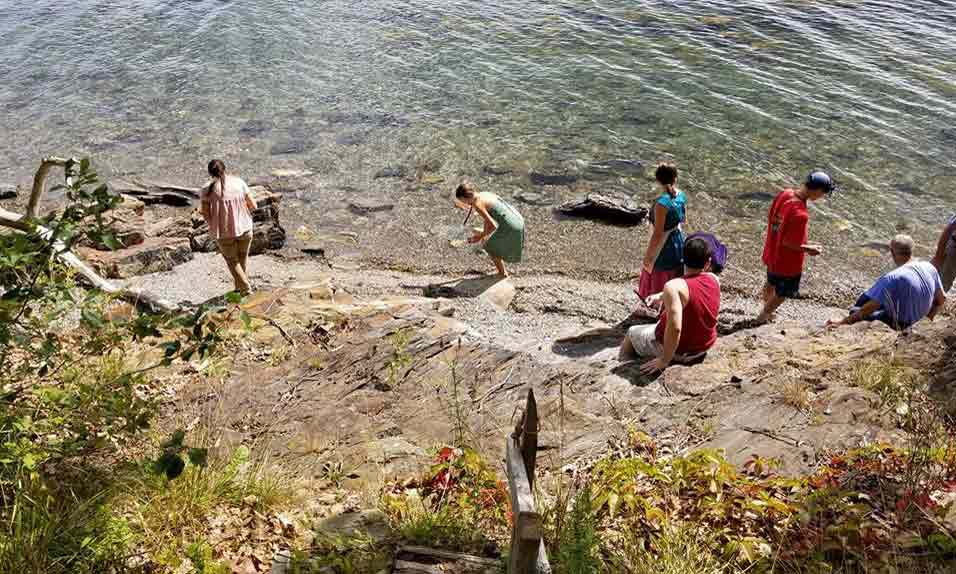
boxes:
[484,198,525,263]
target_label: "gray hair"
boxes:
[890,234,914,256]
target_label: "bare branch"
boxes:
[0,206,180,314]
[27,156,73,220]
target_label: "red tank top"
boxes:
[655,273,720,355]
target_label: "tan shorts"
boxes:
[626,324,663,358]
[626,323,709,364]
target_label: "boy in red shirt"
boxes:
[756,171,835,324]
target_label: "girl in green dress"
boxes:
[455,181,525,277]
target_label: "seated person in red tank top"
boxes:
[620,237,721,374]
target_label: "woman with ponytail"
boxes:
[636,162,687,309]
[200,159,257,295]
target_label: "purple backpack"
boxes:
[686,232,727,274]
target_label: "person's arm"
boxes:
[642,202,668,273]
[928,288,946,321]
[243,180,258,211]
[932,220,956,268]
[199,184,212,222]
[640,281,683,374]
[468,202,498,243]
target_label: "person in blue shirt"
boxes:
[828,235,946,331]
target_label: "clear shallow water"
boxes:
[1,0,955,237]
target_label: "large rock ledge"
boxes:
[174,279,953,481]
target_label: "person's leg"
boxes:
[234,232,253,294]
[849,294,883,323]
[491,255,507,278]
[756,295,785,324]
[757,274,798,324]
[941,239,956,294]
[619,334,637,360]
[237,232,252,275]
[621,324,662,360]
[218,237,250,295]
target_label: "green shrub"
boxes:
[553,483,602,574]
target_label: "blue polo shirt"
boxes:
[864,260,942,327]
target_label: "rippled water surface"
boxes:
[2,0,955,234]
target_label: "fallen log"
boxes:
[110,179,200,207]
[0,158,181,314]
[555,193,648,226]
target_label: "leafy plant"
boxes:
[382,446,510,554]
[384,328,413,389]
[291,530,390,574]
[0,157,231,573]
[553,483,602,574]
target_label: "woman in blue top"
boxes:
[637,162,687,305]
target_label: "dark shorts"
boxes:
[767,272,802,298]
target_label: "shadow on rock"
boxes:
[610,361,656,387]
[422,275,516,310]
[551,311,654,359]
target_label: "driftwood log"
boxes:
[0,157,180,314]
[556,193,648,226]
[110,179,200,207]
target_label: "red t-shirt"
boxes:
[655,273,720,355]
[762,189,809,277]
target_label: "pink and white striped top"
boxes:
[200,175,254,240]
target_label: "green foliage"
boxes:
[622,524,734,574]
[0,157,231,573]
[384,328,413,389]
[553,483,602,574]
[126,444,293,568]
[185,540,231,574]
[154,428,209,480]
[0,470,131,574]
[382,446,510,554]
[291,530,390,574]
[585,442,956,572]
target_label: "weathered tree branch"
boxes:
[27,156,72,220]
[0,160,181,314]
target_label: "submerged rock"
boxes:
[270,139,316,156]
[585,159,645,177]
[374,166,407,179]
[512,190,554,206]
[238,119,272,138]
[529,171,578,186]
[737,191,776,202]
[482,165,513,176]
[0,184,18,201]
[335,132,367,146]
[556,193,648,226]
[348,198,395,215]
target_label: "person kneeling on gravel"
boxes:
[828,234,946,331]
[620,237,721,374]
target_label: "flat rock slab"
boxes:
[556,193,647,226]
[80,237,193,279]
[423,276,516,310]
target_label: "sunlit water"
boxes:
[1,0,955,240]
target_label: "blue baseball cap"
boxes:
[805,171,836,194]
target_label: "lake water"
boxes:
[2,0,955,238]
